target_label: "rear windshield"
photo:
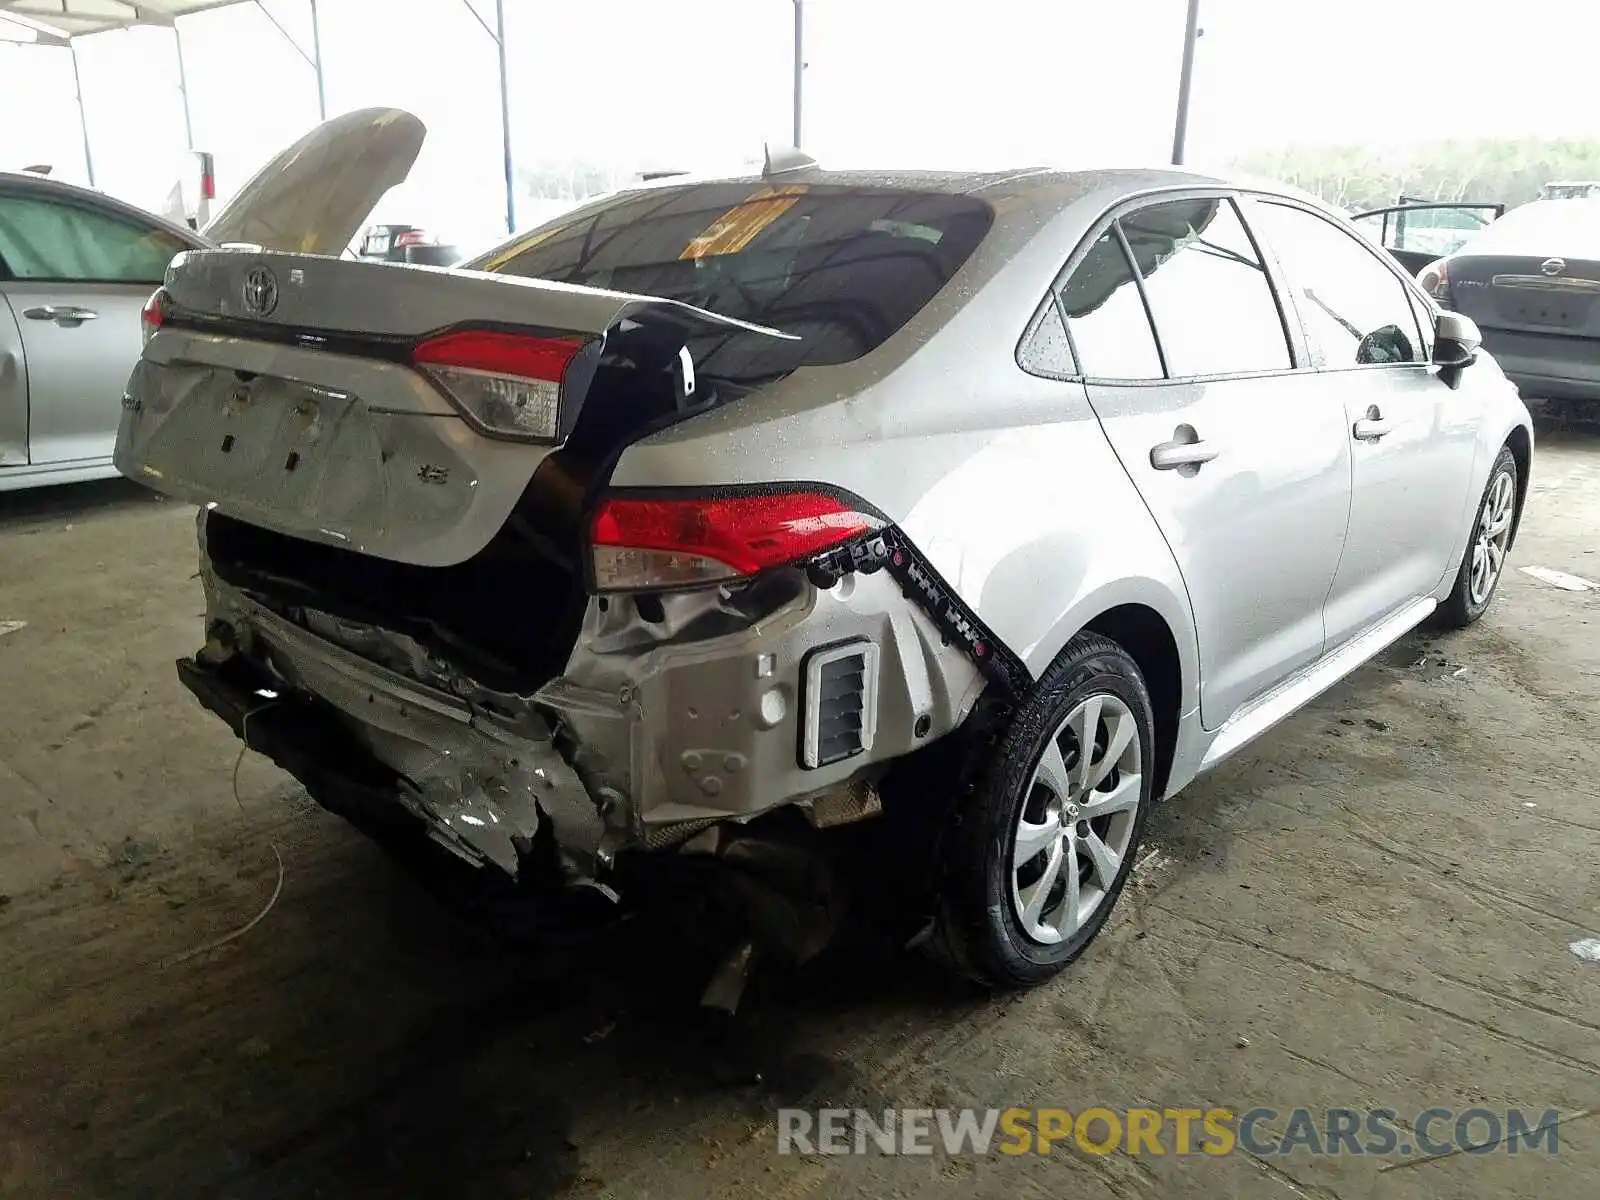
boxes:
[468,182,993,378]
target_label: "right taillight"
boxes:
[141,288,168,346]
[1418,258,1452,303]
[589,490,884,592]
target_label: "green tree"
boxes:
[1229,136,1600,211]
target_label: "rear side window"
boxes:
[1057,230,1164,380]
[1119,198,1292,377]
[1251,201,1425,370]
[473,183,993,379]
[0,193,186,284]
[1018,297,1076,377]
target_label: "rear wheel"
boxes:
[1436,446,1518,629]
[928,632,1155,988]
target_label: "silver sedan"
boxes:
[118,111,1533,993]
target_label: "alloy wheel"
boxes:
[1010,693,1143,945]
[1470,469,1515,607]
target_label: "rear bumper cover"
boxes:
[1481,328,1600,401]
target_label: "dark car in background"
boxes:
[1416,198,1600,403]
[357,223,459,266]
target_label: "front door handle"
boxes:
[1150,432,1220,471]
[1352,405,1393,442]
[22,305,98,327]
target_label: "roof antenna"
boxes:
[763,143,819,178]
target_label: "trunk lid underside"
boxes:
[117,249,792,568]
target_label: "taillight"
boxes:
[412,329,585,441]
[141,288,168,346]
[1418,258,1452,303]
[589,490,884,592]
[393,229,431,247]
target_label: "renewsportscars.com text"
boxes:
[777,1106,1563,1158]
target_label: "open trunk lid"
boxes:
[152,247,797,342]
[202,107,427,256]
[115,250,792,567]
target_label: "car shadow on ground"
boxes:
[0,807,996,1199]
[1526,397,1600,439]
[0,477,166,531]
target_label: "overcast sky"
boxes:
[2,0,1597,239]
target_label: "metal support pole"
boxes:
[494,0,515,233]
[791,0,804,148]
[308,0,326,120]
[68,42,95,186]
[253,0,323,118]
[1170,0,1201,165]
[173,23,195,149]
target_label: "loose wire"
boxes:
[163,701,285,967]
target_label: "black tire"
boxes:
[927,632,1156,988]
[1435,446,1519,630]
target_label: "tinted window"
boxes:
[1118,198,1292,377]
[1057,230,1164,379]
[473,183,993,379]
[0,193,186,283]
[1252,202,1423,369]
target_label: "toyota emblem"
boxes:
[242,265,279,316]
[1540,257,1566,277]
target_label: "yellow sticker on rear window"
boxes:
[478,222,571,273]
[680,185,808,260]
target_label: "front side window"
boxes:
[1057,230,1164,380]
[1251,201,1425,370]
[470,182,993,381]
[1119,197,1293,378]
[0,194,186,283]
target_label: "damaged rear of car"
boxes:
[116,112,999,978]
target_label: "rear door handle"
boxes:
[1352,406,1393,441]
[1150,437,1220,470]
[22,305,98,327]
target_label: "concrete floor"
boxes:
[1,426,1596,1200]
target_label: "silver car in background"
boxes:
[0,172,202,490]
[2,111,426,491]
[116,111,1532,993]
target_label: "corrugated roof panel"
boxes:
[0,0,247,40]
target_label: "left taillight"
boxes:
[589,490,884,592]
[411,329,586,442]
[1418,258,1452,304]
[141,288,168,346]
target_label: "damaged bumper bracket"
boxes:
[189,594,605,882]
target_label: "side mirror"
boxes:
[1433,309,1481,366]
[1432,309,1481,388]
